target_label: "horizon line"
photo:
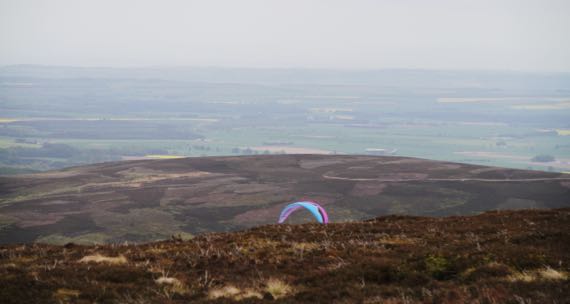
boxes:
[2,64,569,75]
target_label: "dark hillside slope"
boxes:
[1,155,569,244]
[1,209,569,303]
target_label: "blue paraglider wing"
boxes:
[278,201,328,224]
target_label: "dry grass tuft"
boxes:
[235,289,263,300]
[53,288,80,301]
[507,267,568,282]
[378,235,417,246]
[155,276,182,286]
[538,266,568,281]
[507,271,535,282]
[208,286,241,299]
[1,263,17,269]
[265,278,293,299]
[78,253,127,265]
[146,247,167,254]
[208,285,264,300]
[292,242,319,251]
[155,276,188,295]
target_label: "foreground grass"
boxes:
[1,208,569,303]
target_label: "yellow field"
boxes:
[0,138,40,148]
[438,97,570,104]
[144,155,186,159]
[0,118,20,123]
[512,102,570,110]
[556,129,570,136]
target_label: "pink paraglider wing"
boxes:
[310,201,329,224]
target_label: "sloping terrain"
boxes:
[1,209,569,303]
[0,155,569,244]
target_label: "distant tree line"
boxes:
[531,154,556,162]
[0,143,170,171]
[231,147,274,155]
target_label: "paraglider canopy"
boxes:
[278,201,329,224]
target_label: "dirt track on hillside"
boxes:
[322,173,570,183]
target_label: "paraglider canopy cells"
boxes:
[278,201,329,224]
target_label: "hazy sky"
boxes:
[1,0,569,71]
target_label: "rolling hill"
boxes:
[1,155,569,244]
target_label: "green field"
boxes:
[1,66,569,174]
[2,119,569,174]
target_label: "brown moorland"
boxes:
[1,208,569,303]
[1,155,569,244]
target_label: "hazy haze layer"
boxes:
[1,0,569,71]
